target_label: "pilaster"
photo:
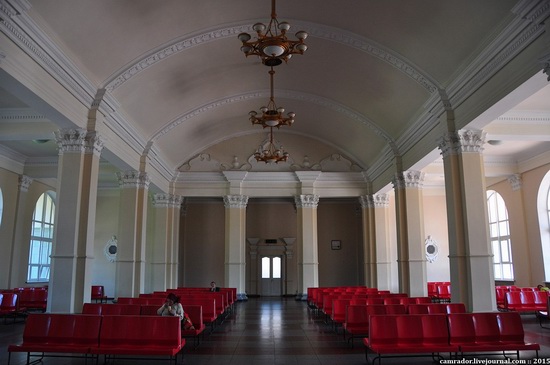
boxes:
[224,194,248,300]
[294,194,319,300]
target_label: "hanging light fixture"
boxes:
[249,67,295,128]
[238,0,308,67]
[254,127,289,164]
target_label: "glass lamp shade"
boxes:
[253,23,266,33]
[238,32,251,42]
[278,22,291,31]
[263,44,285,57]
[295,31,308,40]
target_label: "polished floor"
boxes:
[2,297,550,365]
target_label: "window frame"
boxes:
[487,190,514,281]
[27,191,56,283]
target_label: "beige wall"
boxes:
[0,168,19,289]
[423,192,451,282]
[317,199,362,287]
[92,189,120,298]
[181,199,225,288]
[488,163,550,287]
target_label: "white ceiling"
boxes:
[0,0,548,192]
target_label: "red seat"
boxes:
[7,313,102,364]
[383,297,401,305]
[384,304,406,314]
[343,305,385,347]
[436,284,451,302]
[91,315,183,358]
[330,299,352,331]
[0,293,22,323]
[413,297,432,304]
[407,304,429,314]
[505,291,523,311]
[445,303,466,313]
[91,285,107,303]
[182,305,206,348]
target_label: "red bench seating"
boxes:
[364,312,539,363]
[7,313,102,365]
[82,303,141,315]
[408,303,466,315]
[90,315,183,364]
[504,291,547,312]
[8,313,185,365]
[364,314,458,363]
[447,312,539,359]
[181,305,206,348]
[0,293,25,323]
[117,297,165,306]
[18,288,47,312]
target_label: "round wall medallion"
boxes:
[425,235,439,263]
[104,235,118,262]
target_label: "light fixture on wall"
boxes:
[254,127,289,164]
[238,0,308,67]
[249,67,295,128]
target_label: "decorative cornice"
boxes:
[152,193,184,208]
[0,108,48,122]
[507,173,522,191]
[18,174,32,192]
[104,22,437,94]
[116,170,150,190]
[223,194,249,208]
[294,194,319,208]
[84,133,104,157]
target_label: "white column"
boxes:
[392,170,427,297]
[49,129,103,313]
[373,194,392,291]
[151,194,182,291]
[224,194,248,300]
[439,129,495,311]
[359,195,376,287]
[295,194,319,300]
[115,171,149,298]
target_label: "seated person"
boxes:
[157,292,184,320]
[537,284,550,292]
[210,281,220,292]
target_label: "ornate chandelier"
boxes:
[238,0,308,67]
[249,67,295,128]
[254,127,289,164]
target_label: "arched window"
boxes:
[27,192,56,283]
[538,171,550,281]
[487,190,513,280]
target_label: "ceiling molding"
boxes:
[103,21,438,94]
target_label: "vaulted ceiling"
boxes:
[0,0,549,194]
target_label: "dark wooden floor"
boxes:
[2,297,550,364]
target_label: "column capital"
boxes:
[392,170,425,189]
[294,194,319,208]
[54,128,87,154]
[54,128,104,156]
[507,173,522,191]
[18,174,33,192]
[439,129,486,157]
[223,194,249,208]
[373,193,390,208]
[116,170,150,190]
[152,193,184,208]
[359,195,373,209]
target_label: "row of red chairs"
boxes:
[501,290,548,312]
[0,293,27,323]
[82,303,206,347]
[427,282,451,301]
[364,312,540,362]
[343,303,466,347]
[496,286,549,308]
[8,313,184,365]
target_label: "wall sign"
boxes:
[425,235,438,263]
[104,235,118,262]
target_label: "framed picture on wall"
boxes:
[331,240,341,250]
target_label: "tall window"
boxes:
[487,190,513,280]
[27,192,56,283]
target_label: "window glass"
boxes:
[27,192,55,283]
[487,190,514,280]
[0,188,3,226]
[272,257,281,278]
[261,257,270,278]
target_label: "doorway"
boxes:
[261,256,282,296]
